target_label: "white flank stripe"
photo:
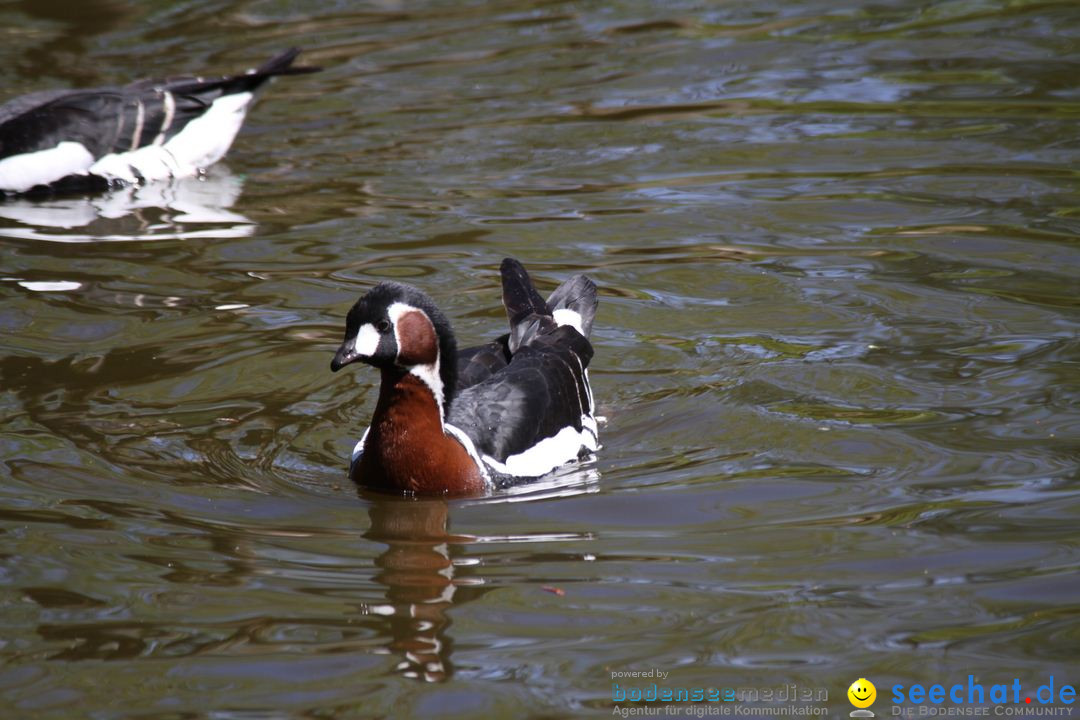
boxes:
[353,323,380,357]
[130,99,146,150]
[568,350,587,414]
[87,91,253,186]
[553,308,583,334]
[481,417,598,478]
[0,141,94,193]
[154,91,176,145]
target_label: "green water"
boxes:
[1,1,1078,718]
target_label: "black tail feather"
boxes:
[500,258,548,324]
[500,258,555,354]
[253,47,322,78]
[499,258,598,354]
[145,48,321,99]
[546,274,598,339]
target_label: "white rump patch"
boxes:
[353,323,380,357]
[0,141,94,193]
[553,308,584,334]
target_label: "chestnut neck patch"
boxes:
[395,309,439,366]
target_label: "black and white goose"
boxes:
[0,48,318,196]
[331,258,599,495]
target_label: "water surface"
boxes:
[1,1,1078,718]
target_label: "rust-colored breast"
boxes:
[353,372,486,495]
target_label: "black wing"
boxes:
[447,325,593,463]
[1,90,124,161]
[0,89,71,126]
[455,334,511,391]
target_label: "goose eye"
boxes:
[376,319,391,333]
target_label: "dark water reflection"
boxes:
[2,0,1079,717]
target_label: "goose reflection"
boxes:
[0,167,254,242]
[357,466,599,682]
[361,495,488,682]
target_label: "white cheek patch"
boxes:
[353,323,381,357]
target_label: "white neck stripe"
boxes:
[387,302,446,424]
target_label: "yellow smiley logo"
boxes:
[848,678,877,709]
